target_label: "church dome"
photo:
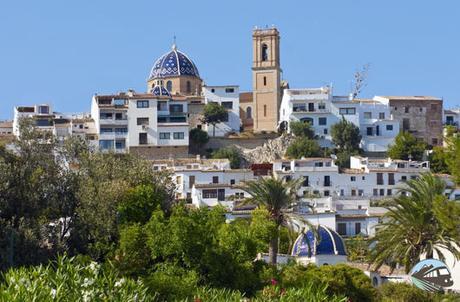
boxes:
[148,44,200,80]
[150,85,171,97]
[291,225,347,257]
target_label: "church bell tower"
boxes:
[252,27,282,132]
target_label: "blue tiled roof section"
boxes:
[291,225,347,257]
[149,45,200,80]
[151,85,171,97]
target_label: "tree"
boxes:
[289,121,315,139]
[240,176,312,265]
[201,103,228,137]
[351,63,370,98]
[428,146,449,174]
[370,173,460,273]
[446,136,460,185]
[211,147,241,169]
[189,128,209,154]
[387,132,427,161]
[285,137,322,159]
[330,117,362,152]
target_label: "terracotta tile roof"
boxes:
[377,96,441,101]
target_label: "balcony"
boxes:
[99,118,128,125]
[157,115,187,124]
[292,107,330,114]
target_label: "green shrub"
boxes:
[211,147,242,169]
[0,255,156,302]
[289,121,315,139]
[285,137,322,159]
[378,282,431,302]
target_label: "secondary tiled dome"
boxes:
[149,44,200,80]
[151,85,171,97]
[291,225,347,257]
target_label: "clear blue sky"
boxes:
[1,0,459,120]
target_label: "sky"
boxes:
[0,0,459,120]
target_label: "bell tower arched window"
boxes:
[261,44,268,61]
[246,107,252,119]
[166,80,172,92]
[186,81,191,94]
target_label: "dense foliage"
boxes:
[387,131,427,161]
[285,137,322,159]
[189,127,209,153]
[370,173,460,272]
[289,120,315,139]
[330,117,362,168]
[211,146,242,169]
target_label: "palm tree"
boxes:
[240,175,314,265]
[370,173,460,273]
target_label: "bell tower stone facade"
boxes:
[252,27,282,132]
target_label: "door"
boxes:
[217,189,225,201]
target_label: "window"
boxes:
[263,76,267,86]
[264,105,267,117]
[173,132,184,139]
[139,133,147,145]
[222,101,233,109]
[203,189,217,199]
[362,176,365,180]
[358,189,364,196]
[302,176,309,187]
[99,140,114,150]
[377,173,384,185]
[403,118,410,131]
[318,117,327,125]
[38,106,49,114]
[137,117,149,125]
[386,125,393,131]
[211,88,215,93]
[404,106,409,113]
[351,176,356,181]
[373,189,378,196]
[401,175,407,181]
[337,223,347,236]
[115,113,124,120]
[355,223,361,235]
[225,88,235,93]
[212,176,219,184]
[159,132,170,139]
[246,107,252,119]
[339,108,356,115]
[169,104,183,113]
[100,112,113,119]
[300,117,313,125]
[323,128,328,135]
[366,127,373,136]
[261,43,268,61]
[115,140,125,149]
[324,190,330,197]
[186,81,191,93]
[137,100,149,108]
[318,103,326,110]
[364,112,372,119]
[432,138,438,145]
[100,127,113,133]
[189,176,195,188]
[230,179,235,185]
[388,173,395,185]
[166,81,172,92]
[324,176,331,187]
[379,112,385,119]
[351,189,356,196]
[114,99,125,106]
[380,189,385,196]
[308,103,315,112]
[157,101,168,111]
[115,127,127,134]
[387,189,392,196]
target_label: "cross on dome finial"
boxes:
[172,35,177,51]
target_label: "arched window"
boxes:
[300,117,314,126]
[186,81,191,93]
[261,44,268,61]
[246,107,252,119]
[166,80,172,92]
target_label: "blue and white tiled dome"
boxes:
[151,85,171,97]
[291,225,347,257]
[148,44,200,80]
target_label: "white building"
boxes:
[279,86,399,152]
[152,157,254,210]
[202,85,240,136]
[13,103,96,142]
[444,109,460,128]
[91,88,189,156]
